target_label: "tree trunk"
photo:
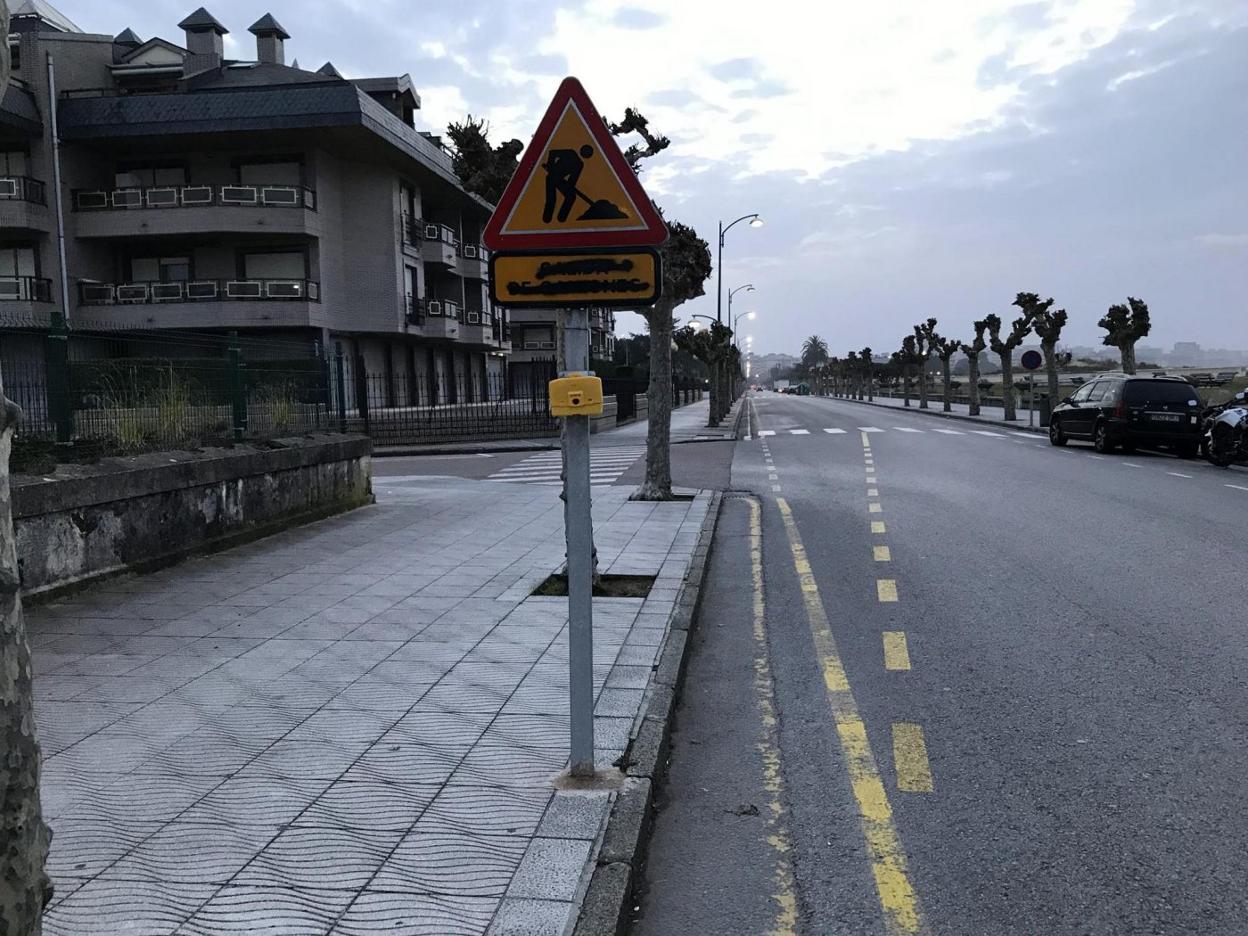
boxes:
[0,389,51,934]
[635,302,673,500]
[1000,354,1016,421]
[1120,342,1137,375]
[1042,340,1059,407]
[967,355,981,416]
[706,359,719,427]
[903,364,912,406]
[941,360,952,412]
[918,360,929,409]
[866,371,874,402]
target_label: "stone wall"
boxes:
[13,434,372,598]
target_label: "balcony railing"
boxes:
[0,276,53,302]
[78,279,320,305]
[422,223,458,247]
[425,298,461,321]
[406,295,424,325]
[0,177,48,205]
[402,213,424,245]
[72,184,317,212]
[464,307,494,327]
[459,243,488,261]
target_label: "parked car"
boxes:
[1048,375,1203,456]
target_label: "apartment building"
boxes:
[507,307,616,392]
[1,3,514,402]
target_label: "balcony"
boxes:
[405,295,425,326]
[0,276,53,302]
[71,184,320,239]
[420,223,459,268]
[456,243,488,280]
[0,177,47,205]
[421,298,461,339]
[460,307,494,346]
[79,278,320,306]
[0,177,51,232]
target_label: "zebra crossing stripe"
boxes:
[758,430,776,437]
[823,428,848,434]
[970,430,1005,437]
[790,429,810,435]
[893,427,924,433]
[932,428,963,434]
[857,427,884,433]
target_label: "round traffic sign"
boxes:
[1021,349,1042,371]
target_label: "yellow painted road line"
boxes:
[882,631,910,670]
[877,579,899,602]
[874,545,891,562]
[776,498,927,935]
[892,724,934,793]
[861,432,872,447]
[869,503,883,514]
[748,499,800,936]
[871,521,887,534]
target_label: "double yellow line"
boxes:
[775,497,929,935]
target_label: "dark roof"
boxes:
[119,37,187,64]
[317,62,343,78]
[187,62,336,89]
[113,28,142,46]
[177,7,227,34]
[0,85,42,134]
[353,74,421,111]
[248,13,289,39]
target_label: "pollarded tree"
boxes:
[900,335,920,407]
[960,319,990,417]
[1098,297,1151,375]
[1,0,53,926]
[860,347,874,401]
[844,351,860,399]
[932,334,960,413]
[1015,293,1067,408]
[914,318,938,410]
[985,311,1033,421]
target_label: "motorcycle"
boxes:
[1202,389,1248,468]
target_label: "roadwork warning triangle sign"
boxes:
[483,77,668,251]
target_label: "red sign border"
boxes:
[482,77,669,252]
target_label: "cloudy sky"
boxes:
[64,0,1248,356]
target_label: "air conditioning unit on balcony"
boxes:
[265,281,304,299]
[80,283,115,304]
[226,280,263,299]
[467,312,480,324]
[186,281,218,300]
[426,300,442,316]
[260,186,300,207]
[116,284,149,303]
[524,341,540,350]
[0,179,16,198]
[539,341,556,350]
[424,224,441,240]
[181,186,213,206]
[146,188,179,208]
[75,191,110,210]
[112,189,142,209]
[462,245,479,259]
[220,185,258,206]
[151,283,184,302]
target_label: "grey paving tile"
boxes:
[45,817,161,881]
[416,786,552,838]
[535,792,610,841]
[294,780,438,832]
[343,740,463,786]
[337,893,497,936]
[506,837,594,901]
[454,743,567,788]
[371,830,527,897]
[232,826,400,889]
[484,897,574,936]
[180,777,331,828]
[43,880,215,936]
[180,886,354,934]
[107,822,278,885]
[236,739,368,781]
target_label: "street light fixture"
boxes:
[727,283,754,325]
[716,217,762,324]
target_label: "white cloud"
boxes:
[1196,233,1248,249]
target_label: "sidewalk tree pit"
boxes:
[532,572,656,598]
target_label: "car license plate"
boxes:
[1150,413,1181,422]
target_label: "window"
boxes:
[404,266,419,299]
[1069,383,1096,404]
[242,251,306,280]
[0,152,28,177]
[0,247,37,278]
[129,256,190,282]
[1123,381,1201,406]
[115,165,187,188]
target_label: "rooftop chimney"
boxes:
[113,28,142,50]
[248,13,289,66]
[178,7,228,77]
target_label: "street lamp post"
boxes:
[712,215,762,424]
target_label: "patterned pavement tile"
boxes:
[43,880,215,936]
[337,892,497,936]
[106,822,279,885]
[370,830,528,897]
[179,886,354,935]
[293,780,439,833]
[415,786,552,838]
[231,827,401,889]
[235,739,368,781]
[342,740,464,786]
[180,778,331,828]
[45,818,162,881]
[453,742,568,788]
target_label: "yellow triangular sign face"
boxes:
[483,77,667,251]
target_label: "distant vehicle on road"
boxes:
[1202,390,1248,467]
[774,379,791,392]
[1048,375,1202,456]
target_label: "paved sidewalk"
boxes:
[32,477,710,935]
[832,393,1045,433]
[375,397,740,456]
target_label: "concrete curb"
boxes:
[829,395,1046,434]
[571,490,723,936]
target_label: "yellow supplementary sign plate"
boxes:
[490,250,661,309]
[482,77,668,251]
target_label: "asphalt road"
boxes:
[635,392,1248,936]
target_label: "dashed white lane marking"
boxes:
[758,430,776,437]
[771,484,782,492]
[1122,462,1143,469]
[858,427,884,433]
[931,428,964,435]
[1089,455,1106,460]
[823,428,848,434]
[1227,484,1248,492]
[970,430,1006,437]
[1168,471,1193,479]
[1010,432,1037,438]
[893,427,924,433]
[790,429,811,435]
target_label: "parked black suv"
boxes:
[1048,375,1203,456]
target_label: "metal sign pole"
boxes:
[562,307,595,777]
